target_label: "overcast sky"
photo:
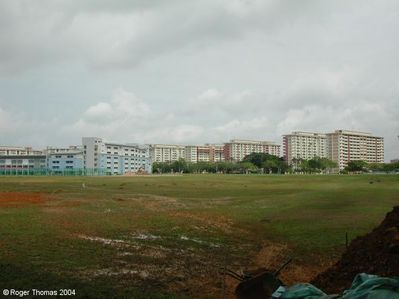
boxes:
[0,0,398,160]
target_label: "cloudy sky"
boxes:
[0,0,398,160]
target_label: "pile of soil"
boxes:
[312,206,399,294]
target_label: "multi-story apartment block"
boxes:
[283,132,327,165]
[223,139,281,162]
[82,137,152,175]
[149,144,185,163]
[0,146,46,172]
[184,146,197,163]
[184,144,225,163]
[326,130,384,170]
[209,144,225,162]
[46,146,84,173]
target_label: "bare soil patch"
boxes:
[0,192,50,207]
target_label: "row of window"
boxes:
[52,166,74,169]
[0,159,46,164]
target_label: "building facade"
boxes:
[283,132,327,165]
[0,146,46,174]
[184,144,225,163]
[326,130,384,170]
[223,139,281,162]
[149,144,185,163]
[46,146,84,173]
[82,137,152,175]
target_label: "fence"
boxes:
[0,168,107,176]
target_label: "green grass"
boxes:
[0,174,398,298]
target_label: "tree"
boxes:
[346,160,368,172]
[171,158,187,173]
[320,158,338,173]
[368,162,384,172]
[242,153,265,168]
[243,152,288,174]
[239,162,257,174]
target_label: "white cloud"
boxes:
[69,89,151,138]
[66,89,205,144]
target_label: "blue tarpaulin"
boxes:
[271,273,399,299]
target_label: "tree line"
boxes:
[152,153,340,174]
[344,160,399,173]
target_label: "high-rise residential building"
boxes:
[208,144,225,162]
[326,130,384,170]
[223,139,281,162]
[282,132,327,165]
[82,137,152,175]
[46,146,84,173]
[149,144,185,163]
[184,146,198,163]
[184,144,225,163]
[0,146,46,172]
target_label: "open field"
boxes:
[0,174,398,298]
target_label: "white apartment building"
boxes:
[149,144,185,163]
[82,137,152,175]
[184,146,198,163]
[326,130,384,170]
[224,139,281,162]
[184,144,225,163]
[283,132,327,165]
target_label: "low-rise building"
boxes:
[0,146,46,174]
[46,146,84,173]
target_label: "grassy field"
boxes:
[0,174,398,298]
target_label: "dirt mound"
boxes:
[312,206,399,293]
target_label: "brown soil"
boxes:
[312,206,399,294]
[255,242,329,286]
[0,192,49,207]
[222,241,332,298]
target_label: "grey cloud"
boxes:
[0,0,342,72]
[0,1,399,160]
